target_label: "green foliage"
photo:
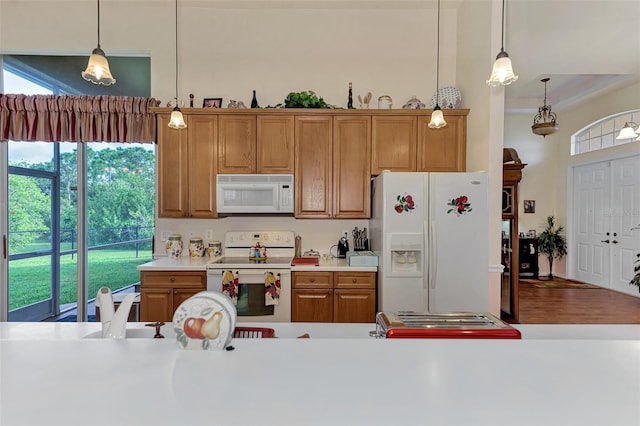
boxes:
[283,91,333,108]
[630,253,640,290]
[537,215,568,279]
[8,175,50,252]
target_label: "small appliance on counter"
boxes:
[346,251,378,267]
[337,233,349,258]
[371,311,521,339]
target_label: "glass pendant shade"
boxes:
[428,107,447,129]
[615,122,639,140]
[487,52,518,87]
[82,47,116,85]
[168,106,187,129]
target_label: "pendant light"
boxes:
[81,0,116,86]
[428,0,447,129]
[168,0,187,129]
[615,122,639,140]
[531,78,558,137]
[486,0,518,87]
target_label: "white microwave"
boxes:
[216,174,294,214]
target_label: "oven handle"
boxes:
[207,269,291,276]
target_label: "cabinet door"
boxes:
[295,116,332,218]
[188,115,218,218]
[371,116,417,175]
[292,289,333,322]
[417,114,466,172]
[218,115,257,173]
[173,289,202,312]
[333,289,376,323]
[140,288,173,322]
[257,115,294,174]
[156,114,188,217]
[333,116,371,218]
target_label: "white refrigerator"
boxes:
[371,171,489,313]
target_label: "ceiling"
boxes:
[500,0,640,114]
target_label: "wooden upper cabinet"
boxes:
[156,114,189,217]
[218,115,256,173]
[417,113,466,172]
[157,114,217,218]
[257,115,294,174]
[295,116,332,218]
[371,116,417,174]
[188,115,218,217]
[333,115,371,218]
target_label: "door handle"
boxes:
[611,240,618,244]
[600,239,610,243]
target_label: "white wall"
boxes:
[505,81,640,278]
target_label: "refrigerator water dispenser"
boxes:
[387,233,423,276]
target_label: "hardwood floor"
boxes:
[517,281,640,324]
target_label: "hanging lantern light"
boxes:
[531,78,558,137]
[428,0,447,129]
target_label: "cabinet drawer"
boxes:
[140,271,206,289]
[292,271,333,289]
[334,272,375,289]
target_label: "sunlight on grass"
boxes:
[9,248,152,311]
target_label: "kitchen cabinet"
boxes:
[417,114,466,172]
[218,115,256,174]
[295,115,370,218]
[292,271,375,323]
[294,116,333,218]
[217,115,294,174]
[371,116,417,174]
[333,115,371,218]
[156,114,218,218]
[140,271,207,322]
[257,115,295,173]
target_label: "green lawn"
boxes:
[8,248,152,311]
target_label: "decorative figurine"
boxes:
[189,93,194,108]
[347,82,354,109]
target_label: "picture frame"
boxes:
[524,200,535,214]
[203,98,223,108]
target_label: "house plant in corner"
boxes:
[537,215,568,280]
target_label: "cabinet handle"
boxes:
[310,278,315,282]
[170,277,176,282]
[352,278,357,283]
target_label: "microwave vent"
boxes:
[217,174,293,184]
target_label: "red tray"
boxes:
[291,257,319,266]
[233,327,275,338]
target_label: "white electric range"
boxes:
[206,231,294,322]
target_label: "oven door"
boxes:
[207,268,291,322]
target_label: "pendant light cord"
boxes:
[96,0,101,47]
[175,0,179,101]
[500,0,505,51]
[435,0,441,107]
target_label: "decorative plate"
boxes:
[172,291,237,350]
[428,86,462,109]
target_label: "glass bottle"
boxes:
[251,90,258,108]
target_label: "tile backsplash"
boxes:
[155,217,370,257]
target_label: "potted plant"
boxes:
[537,215,568,279]
[630,253,640,293]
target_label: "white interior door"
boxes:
[572,155,640,296]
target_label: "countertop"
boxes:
[136,256,377,272]
[1,322,639,426]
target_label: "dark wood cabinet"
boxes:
[519,238,539,279]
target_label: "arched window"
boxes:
[572,110,640,155]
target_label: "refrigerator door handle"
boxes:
[430,220,437,289]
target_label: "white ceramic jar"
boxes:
[189,237,205,258]
[165,234,183,258]
[207,241,222,258]
[378,95,392,109]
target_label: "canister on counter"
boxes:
[189,237,204,258]
[207,241,222,258]
[165,234,183,259]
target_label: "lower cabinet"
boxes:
[140,271,206,322]
[292,271,375,323]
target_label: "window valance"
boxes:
[0,94,161,143]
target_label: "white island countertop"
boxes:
[1,322,639,426]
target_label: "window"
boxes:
[572,110,640,155]
[2,55,154,321]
